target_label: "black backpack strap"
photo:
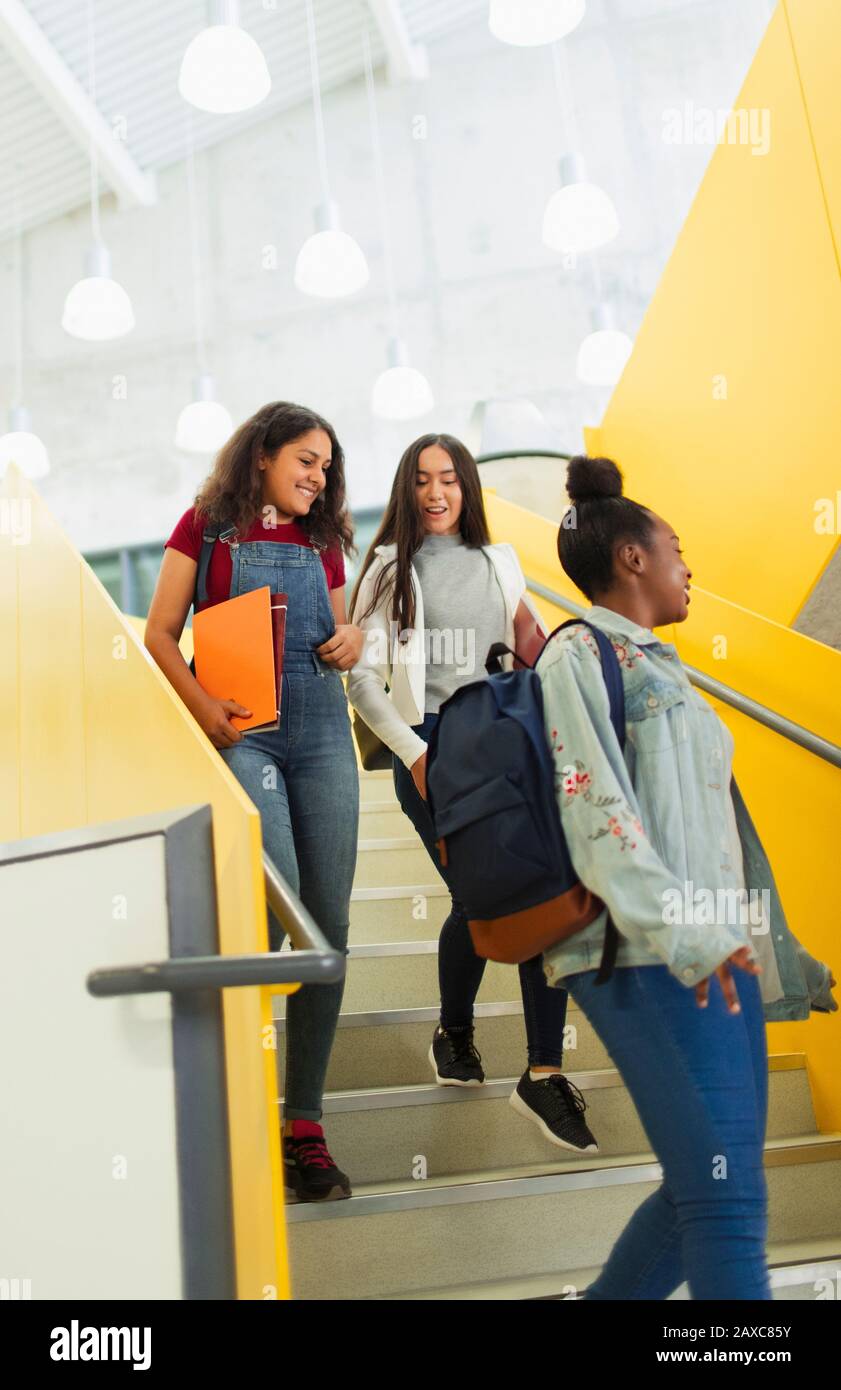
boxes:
[484,641,530,674]
[193,522,237,611]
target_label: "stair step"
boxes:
[312,1005,612,1091]
[286,1136,841,1300]
[349,886,451,942]
[354,844,443,888]
[385,1235,841,1301]
[359,806,414,837]
[358,770,399,807]
[280,1061,814,1186]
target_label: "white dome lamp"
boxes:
[176,373,234,453]
[543,153,620,255]
[295,200,369,299]
[0,406,50,481]
[489,0,586,46]
[372,338,435,421]
[577,303,633,386]
[62,241,135,341]
[295,0,368,300]
[63,0,135,340]
[178,0,271,114]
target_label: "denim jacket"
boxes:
[538,607,835,1021]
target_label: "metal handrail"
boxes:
[477,449,573,464]
[525,577,841,772]
[86,852,345,997]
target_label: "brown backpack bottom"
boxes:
[468,884,606,965]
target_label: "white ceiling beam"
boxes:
[366,0,428,82]
[0,0,156,210]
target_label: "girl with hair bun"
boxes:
[537,455,835,1300]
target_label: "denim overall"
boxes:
[219,537,359,1122]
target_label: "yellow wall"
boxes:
[0,464,291,1300]
[486,490,841,1133]
[586,0,841,626]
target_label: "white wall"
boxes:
[0,0,771,552]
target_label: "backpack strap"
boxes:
[553,619,626,752]
[193,522,237,611]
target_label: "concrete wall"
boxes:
[0,0,771,554]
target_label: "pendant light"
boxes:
[0,408,50,481]
[542,40,619,255]
[178,0,271,114]
[174,110,234,452]
[294,0,369,298]
[372,338,434,421]
[362,29,433,420]
[62,0,134,341]
[489,0,586,47]
[0,176,49,479]
[542,152,620,253]
[576,303,633,386]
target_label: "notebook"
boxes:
[192,586,288,734]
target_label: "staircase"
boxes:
[277,767,841,1301]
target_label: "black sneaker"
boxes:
[509,1071,599,1153]
[428,1023,485,1086]
[283,1120,352,1202]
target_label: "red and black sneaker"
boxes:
[283,1120,352,1203]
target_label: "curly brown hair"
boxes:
[193,400,355,556]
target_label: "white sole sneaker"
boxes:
[428,1043,485,1086]
[509,1086,599,1153]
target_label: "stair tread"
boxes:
[319,1053,807,1106]
[384,1235,841,1301]
[285,1133,841,1227]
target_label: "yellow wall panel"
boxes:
[16,490,87,836]
[589,4,841,625]
[785,0,841,266]
[0,464,292,1300]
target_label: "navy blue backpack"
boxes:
[425,621,625,984]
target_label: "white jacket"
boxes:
[346,540,544,769]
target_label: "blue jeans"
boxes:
[564,963,770,1300]
[393,712,567,1067]
[221,664,359,1121]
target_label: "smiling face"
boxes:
[629,512,693,625]
[415,443,463,535]
[258,427,332,522]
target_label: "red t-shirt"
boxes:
[165,507,346,612]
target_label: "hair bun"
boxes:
[566,455,623,503]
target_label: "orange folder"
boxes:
[193,586,285,734]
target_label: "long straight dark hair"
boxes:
[194,400,355,556]
[349,433,490,632]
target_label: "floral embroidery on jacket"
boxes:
[557,623,642,670]
[555,757,640,851]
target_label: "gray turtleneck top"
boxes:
[411,532,507,714]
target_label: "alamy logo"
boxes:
[662,102,771,156]
[50,1321,151,1371]
[662,883,770,930]
[364,621,476,676]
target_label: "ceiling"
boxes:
[0,0,488,241]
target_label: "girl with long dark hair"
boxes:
[347,433,600,1154]
[146,401,361,1203]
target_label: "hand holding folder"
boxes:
[192,586,287,734]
